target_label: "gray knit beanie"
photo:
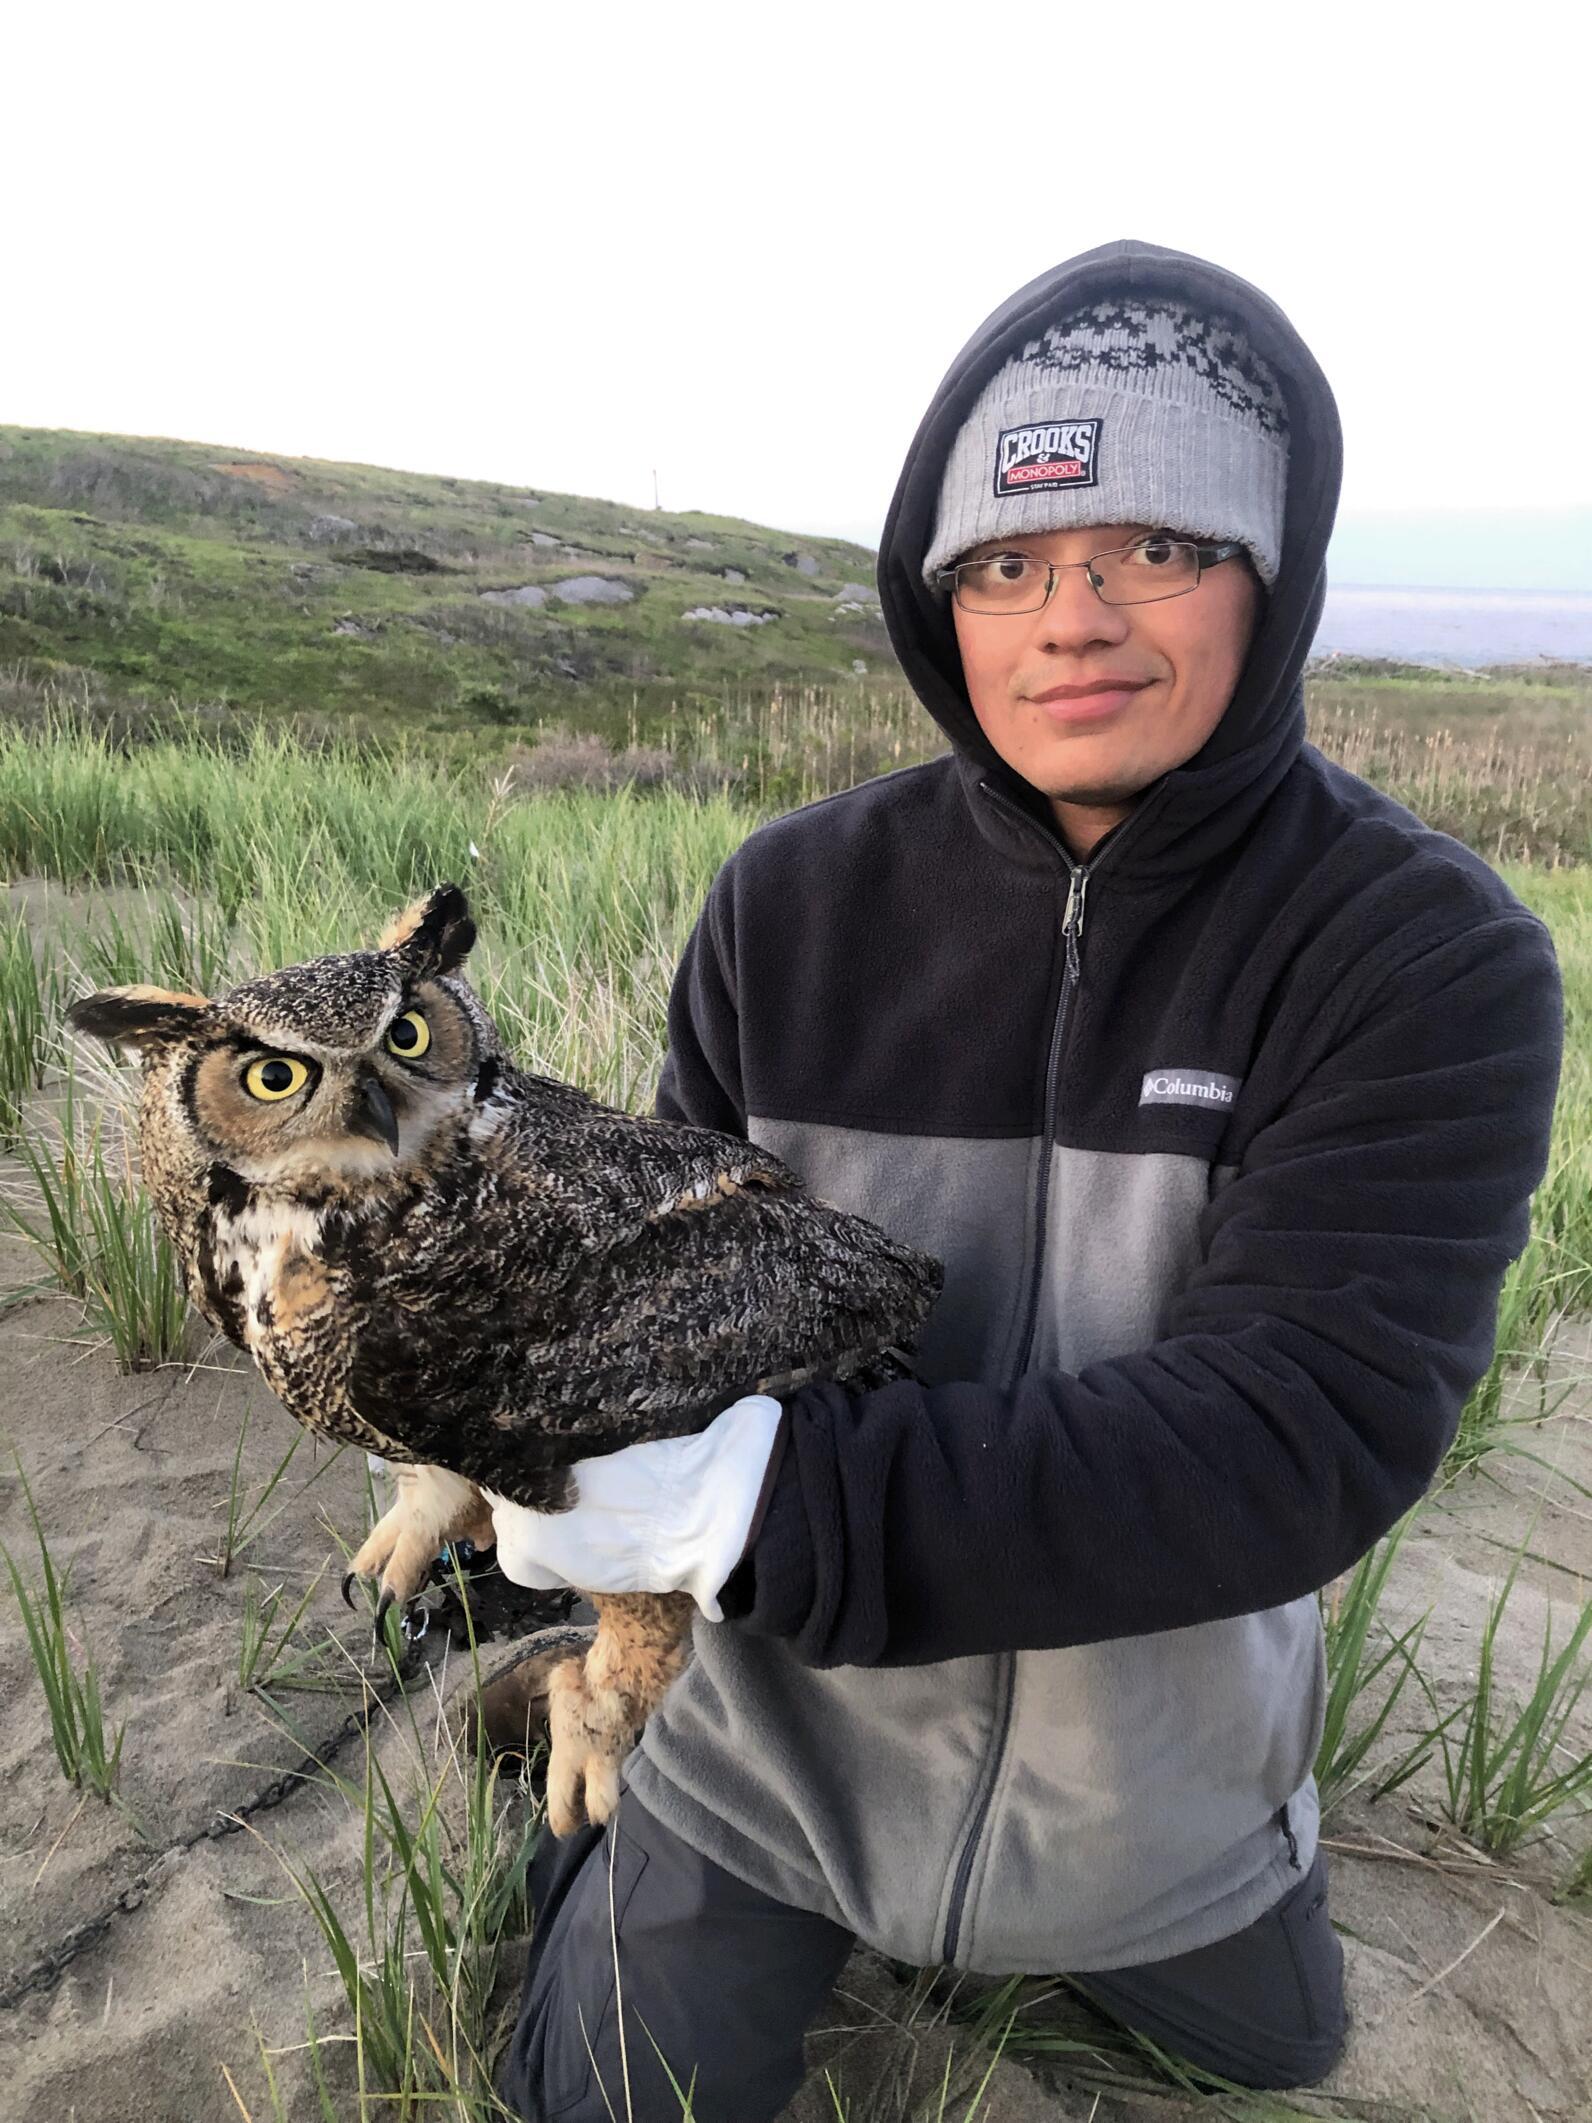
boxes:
[922,296,1290,592]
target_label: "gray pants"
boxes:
[498,1786,1347,2122]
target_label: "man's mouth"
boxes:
[1028,679,1154,724]
[1028,678,1154,706]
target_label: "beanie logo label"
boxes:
[994,418,1101,498]
[1139,1067,1242,1111]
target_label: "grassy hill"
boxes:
[4,423,1589,861]
[0,426,893,745]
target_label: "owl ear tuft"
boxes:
[66,985,210,1051]
[377,884,476,975]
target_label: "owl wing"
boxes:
[341,1080,941,1510]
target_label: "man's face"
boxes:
[950,522,1264,857]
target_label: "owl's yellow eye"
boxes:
[243,1055,311,1102]
[385,1009,431,1060]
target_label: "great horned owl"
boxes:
[66,885,941,1832]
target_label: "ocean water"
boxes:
[1312,586,1592,668]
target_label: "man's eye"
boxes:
[967,555,1033,585]
[1127,537,1178,566]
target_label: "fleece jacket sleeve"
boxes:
[717,912,1565,1669]
[654,873,748,1139]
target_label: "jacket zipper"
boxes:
[1006,857,1088,1379]
[941,780,1092,1965]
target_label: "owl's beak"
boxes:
[350,1072,400,1155]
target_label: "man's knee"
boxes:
[496,1789,852,2123]
[1204,2006,1347,2093]
[1071,1851,1348,2093]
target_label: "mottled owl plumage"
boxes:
[67,884,942,1830]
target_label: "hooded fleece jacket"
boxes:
[624,238,1565,1975]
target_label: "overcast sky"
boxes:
[4,3,1586,589]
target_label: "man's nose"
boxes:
[1029,564,1132,651]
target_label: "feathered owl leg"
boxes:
[545,1591,695,1835]
[342,1464,496,1630]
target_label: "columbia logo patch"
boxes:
[994,418,1101,498]
[1139,1068,1242,1110]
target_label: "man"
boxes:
[481,237,1564,2122]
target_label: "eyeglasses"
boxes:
[935,536,1247,615]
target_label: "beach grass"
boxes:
[77,1117,193,1369]
[236,1565,343,1697]
[1557,1840,1592,1903]
[1441,1233,1584,1486]
[0,1057,95,1302]
[203,1393,351,1581]
[0,1058,193,1371]
[1418,1545,1592,1857]
[942,1969,1335,2119]
[0,909,50,1145]
[1314,1513,1441,1817]
[1,1458,127,1805]
[235,1577,541,2121]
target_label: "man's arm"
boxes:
[720,913,1565,1669]
[654,871,747,1137]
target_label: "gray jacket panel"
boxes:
[632,1123,1323,1971]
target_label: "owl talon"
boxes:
[341,1570,358,1610]
[346,1468,492,1619]
[545,1653,638,1837]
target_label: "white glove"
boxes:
[481,1394,783,1621]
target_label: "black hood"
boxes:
[877,237,1343,886]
